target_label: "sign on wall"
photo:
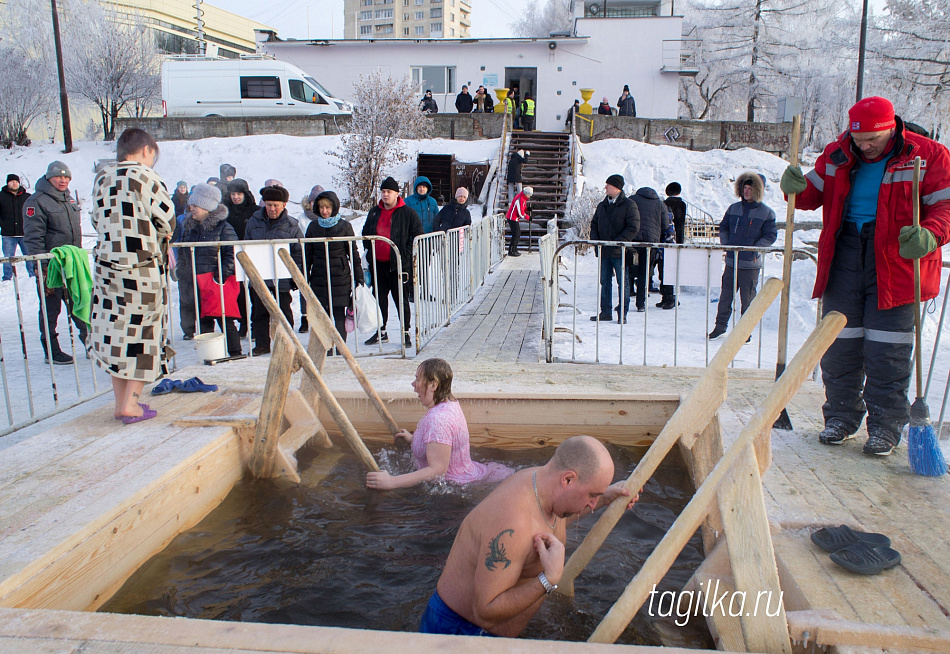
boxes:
[483,74,498,87]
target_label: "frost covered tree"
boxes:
[62,2,161,140]
[0,47,56,147]
[332,72,432,210]
[510,0,573,37]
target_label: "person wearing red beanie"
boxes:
[779,97,950,456]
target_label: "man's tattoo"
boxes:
[131,392,140,399]
[484,529,514,571]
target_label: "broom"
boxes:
[908,156,948,476]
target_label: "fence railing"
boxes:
[412,214,506,352]
[544,241,821,370]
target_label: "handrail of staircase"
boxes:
[575,113,594,138]
[485,104,512,214]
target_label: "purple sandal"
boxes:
[121,403,157,425]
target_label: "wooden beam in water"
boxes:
[249,331,296,479]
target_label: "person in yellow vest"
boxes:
[502,96,515,117]
[521,94,536,131]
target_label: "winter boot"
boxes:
[818,419,856,445]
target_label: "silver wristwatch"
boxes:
[538,572,557,594]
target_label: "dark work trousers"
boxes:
[820,222,914,442]
[178,277,196,337]
[37,282,87,356]
[249,285,293,349]
[507,219,521,254]
[630,247,648,310]
[598,255,629,316]
[655,250,676,303]
[236,284,248,337]
[370,258,411,335]
[715,266,759,329]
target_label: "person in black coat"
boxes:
[434,187,473,232]
[223,178,258,337]
[0,174,31,281]
[171,180,189,219]
[305,190,362,342]
[244,185,304,355]
[589,174,640,322]
[420,90,439,114]
[664,182,687,245]
[174,186,241,357]
[362,176,424,347]
[629,186,669,311]
[455,85,474,113]
[506,149,528,204]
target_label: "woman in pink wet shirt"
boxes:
[365,358,512,490]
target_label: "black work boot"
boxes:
[819,419,857,445]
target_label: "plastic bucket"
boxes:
[194,333,226,362]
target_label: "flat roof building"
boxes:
[343,0,471,40]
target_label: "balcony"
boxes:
[660,39,700,76]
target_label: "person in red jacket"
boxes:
[781,97,950,455]
[505,186,532,257]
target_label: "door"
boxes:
[504,67,537,118]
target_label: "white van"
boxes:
[161,56,352,118]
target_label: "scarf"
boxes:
[318,215,341,229]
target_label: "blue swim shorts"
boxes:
[419,590,496,636]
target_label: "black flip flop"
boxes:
[830,541,901,575]
[811,525,891,552]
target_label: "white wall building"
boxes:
[262,15,693,133]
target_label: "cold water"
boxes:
[102,441,712,647]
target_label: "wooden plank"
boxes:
[716,447,792,654]
[0,607,713,654]
[677,415,724,555]
[786,609,950,652]
[249,331,296,479]
[172,415,258,428]
[283,389,331,449]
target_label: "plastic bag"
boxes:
[354,284,382,333]
[196,272,241,318]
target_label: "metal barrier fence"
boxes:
[543,240,822,369]
[924,266,950,439]
[0,251,110,437]
[174,235,407,358]
[412,214,507,352]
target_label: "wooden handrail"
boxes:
[588,311,846,644]
[277,248,400,437]
[236,250,380,472]
[557,277,784,595]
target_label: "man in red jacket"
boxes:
[781,97,950,455]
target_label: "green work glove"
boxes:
[898,225,938,259]
[780,165,807,195]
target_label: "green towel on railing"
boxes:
[46,245,93,326]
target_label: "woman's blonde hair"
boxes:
[418,358,454,405]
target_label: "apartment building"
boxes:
[344,0,471,40]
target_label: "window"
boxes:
[430,8,442,17]
[403,12,409,19]
[375,8,393,18]
[415,25,425,34]
[415,11,423,18]
[450,12,454,21]
[360,10,372,19]
[415,0,423,5]
[361,0,373,5]
[289,79,328,104]
[360,25,372,34]
[240,76,280,99]
[450,27,454,35]
[411,65,455,93]
[404,0,409,4]
[430,21,442,31]
[404,27,410,35]
[376,24,393,33]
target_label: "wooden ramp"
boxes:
[421,256,544,362]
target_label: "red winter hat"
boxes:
[848,97,896,133]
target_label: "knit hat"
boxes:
[605,174,625,191]
[602,96,609,103]
[848,97,896,133]
[188,183,221,212]
[7,174,19,183]
[227,178,250,195]
[206,177,220,186]
[308,184,326,204]
[176,180,187,190]
[455,186,469,199]
[261,186,290,203]
[623,84,630,93]
[665,182,681,196]
[381,176,400,192]
[263,178,283,189]
[523,186,534,197]
[46,161,71,179]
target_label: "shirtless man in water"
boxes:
[420,435,637,637]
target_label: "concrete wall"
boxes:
[115,113,506,141]
[575,115,793,154]
[263,16,683,133]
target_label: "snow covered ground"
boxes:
[1,134,949,443]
